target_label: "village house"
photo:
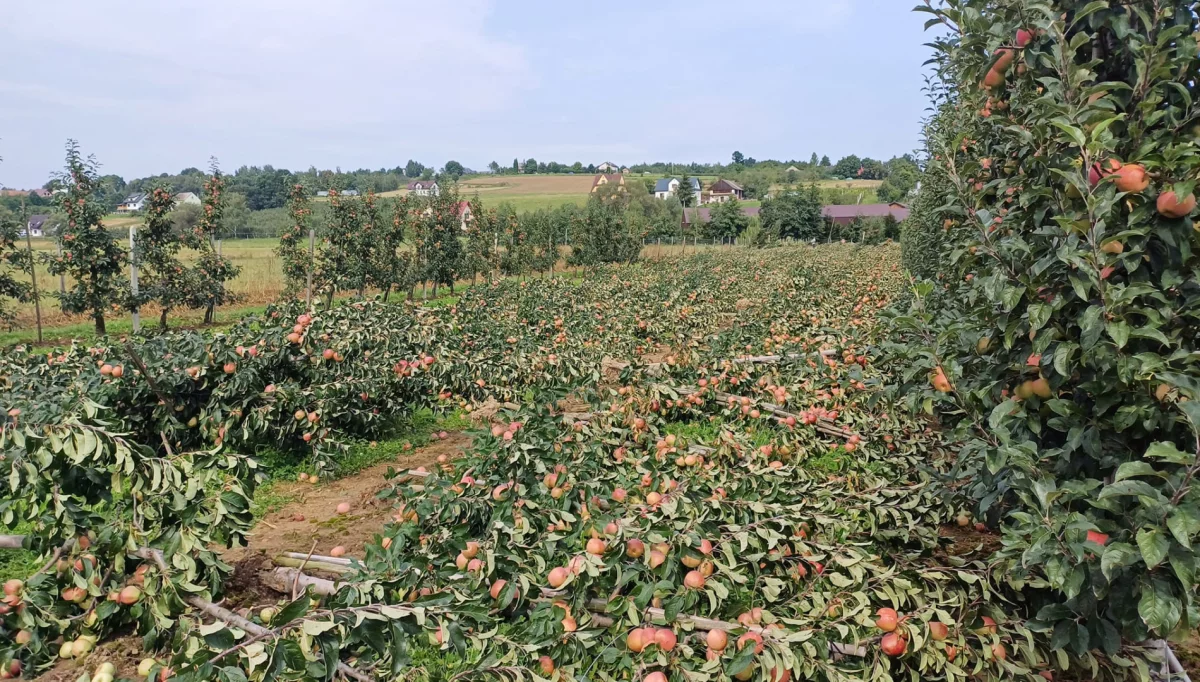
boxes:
[822,203,910,225]
[703,179,745,204]
[408,180,440,197]
[116,193,148,213]
[173,192,201,206]
[421,201,474,231]
[23,215,49,238]
[596,161,619,173]
[590,173,625,194]
[653,177,702,200]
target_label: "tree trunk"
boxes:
[421,280,427,300]
[159,309,169,330]
[432,281,439,299]
[382,285,392,303]
[450,280,455,295]
[95,312,106,336]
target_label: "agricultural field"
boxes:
[2,240,1185,682]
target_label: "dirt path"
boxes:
[228,433,471,566]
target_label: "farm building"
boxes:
[681,206,760,230]
[23,214,49,238]
[116,193,148,213]
[822,203,910,225]
[596,162,619,173]
[408,180,440,197]
[653,177,701,200]
[703,179,744,204]
[590,174,625,193]
[173,192,201,206]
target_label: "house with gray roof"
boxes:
[653,177,702,200]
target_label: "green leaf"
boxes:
[1145,442,1193,465]
[1138,578,1182,634]
[1136,528,1169,569]
[1166,507,1200,549]
[1106,321,1130,349]
[1100,543,1140,580]
[1051,120,1087,148]
[1114,461,1160,481]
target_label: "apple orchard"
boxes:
[5,1,1200,682]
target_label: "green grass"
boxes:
[0,303,271,347]
[0,522,37,583]
[248,408,470,521]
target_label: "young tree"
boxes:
[313,188,363,309]
[189,163,242,324]
[705,198,750,238]
[423,186,464,296]
[463,195,498,283]
[137,184,191,328]
[277,183,312,298]
[46,141,128,335]
[569,196,641,268]
[809,152,819,166]
[0,208,34,326]
[378,195,419,301]
[676,175,696,208]
[760,184,823,241]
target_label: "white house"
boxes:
[596,161,619,173]
[22,215,48,238]
[116,193,148,213]
[408,180,440,197]
[653,177,702,200]
[173,192,201,206]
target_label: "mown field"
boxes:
[309,175,884,212]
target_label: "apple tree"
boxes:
[892,0,1200,647]
[45,141,128,335]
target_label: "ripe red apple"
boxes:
[1016,28,1033,47]
[1158,190,1196,218]
[929,622,949,641]
[1113,164,1149,193]
[548,567,568,588]
[1086,529,1109,546]
[875,607,899,632]
[2,579,22,596]
[737,631,764,655]
[330,546,347,558]
[118,585,142,605]
[653,629,677,651]
[707,629,728,651]
[490,580,507,600]
[881,632,907,657]
[626,539,645,558]
[683,570,705,589]
[644,673,667,682]
[627,628,648,652]
[539,656,555,675]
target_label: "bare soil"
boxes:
[227,433,471,566]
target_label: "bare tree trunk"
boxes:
[95,312,106,336]
[159,309,168,330]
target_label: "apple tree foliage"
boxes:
[892,0,1200,651]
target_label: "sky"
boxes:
[0,0,935,189]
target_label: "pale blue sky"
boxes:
[0,1,934,188]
